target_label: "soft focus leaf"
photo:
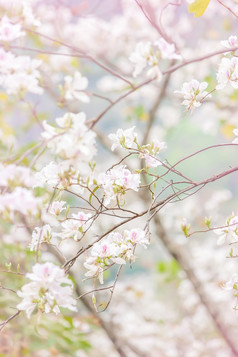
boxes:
[188,0,211,17]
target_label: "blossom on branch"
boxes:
[63,71,90,103]
[139,139,167,168]
[30,225,54,251]
[175,79,211,111]
[215,214,238,245]
[0,16,25,42]
[0,49,43,95]
[216,57,238,90]
[97,165,140,206]
[221,35,238,51]
[41,112,96,162]
[129,38,181,80]
[59,212,93,241]
[84,228,149,284]
[108,126,137,151]
[17,262,77,318]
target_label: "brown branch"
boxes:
[153,214,238,356]
[216,0,238,18]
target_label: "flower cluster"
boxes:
[41,112,96,163]
[175,79,211,111]
[0,187,40,219]
[129,38,181,79]
[84,228,149,284]
[0,48,43,95]
[35,161,71,189]
[97,165,140,205]
[17,263,77,318]
[0,164,34,188]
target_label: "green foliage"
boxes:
[157,259,181,281]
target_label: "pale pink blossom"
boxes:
[215,214,238,245]
[0,50,43,95]
[21,2,41,27]
[0,16,25,42]
[30,225,54,251]
[222,274,238,291]
[129,39,180,79]
[108,126,137,151]
[41,112,96,161]
[0,164,34,187]
[0,187,40,217]
[175,79,210,110]
[139,139,166,168]
[129,41,154,77]
[64,71,90,103]
[221,35,238,50]
[59,212,92,241]
[49,201,66,216]
[84,228,149,284]
[216,57,238,90]
[17,263,77,318]
[233,128,238,144]
[124,228,149,248]
[98,165,140,205]
[155,38,181,60]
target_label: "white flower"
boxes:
[0,16,25,42]
[59,212,92,241]
[84,257,104,284]
[175,79,210,110]
[129,41,153,77]
[139,139,166,168]
[17,262,77,318]
[41,112,96,161]
[233,128,238,144]
[221,35,238,50]
[0,164,34,187]
[34,162,62,188]
[0,50,43,95]
[222,274,238,291]
[98,165,140,205]
[64,71,90,103]
[155,38,181,60]
[49,201,66,216]
[215,214,238,245]
[129,39,180,79]
[30,225,54,251]
[216,57,238,90]
[108,126,137,151]
[22,2,41,27]
[0,187,40,217]
[91,240,122,260]
[124,228,149,248]
[141,153,161,168]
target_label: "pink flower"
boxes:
[0,16,25,42]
